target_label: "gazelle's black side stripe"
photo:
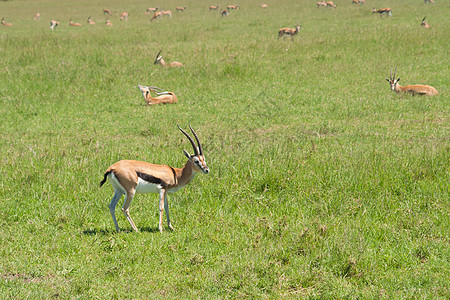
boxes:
[136,171,167,188]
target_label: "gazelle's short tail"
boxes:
[100,171,112,187]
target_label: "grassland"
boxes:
[0,0,448,298]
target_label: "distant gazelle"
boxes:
[278,25,301,41]
[372,8,392,17]
[34,13,40,21]
[220,9,229,16]
[326,1,337,8]
[176,7,187,12]
[150,11,163,22]
[137,85,178,105]
[386,67,438,96]
[146,7,159,14]
[87,16,95,25]
[50,20,59,30]
[421,16,431,28]
[105,19,113,26]
[103,9,112,15]
[120,12,129,21]
[154,50,183,68]
[261,4,268,8]
[317,1,327,7]
[1,18,12,26]
[209,5,220,10]
[162,10,172,17]
[227,5,239,10]
[100,124,210,232]
[69,19,82,27]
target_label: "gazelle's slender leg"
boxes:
[108,191,123,232]
[159,189,166,232]
[122,189,139,232]
[163,192,174,230]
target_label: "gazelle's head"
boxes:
[154,49,164,65]
[137,85,162,99]
[295,25,301,33]
[421,16,428,26]
[178,124,210,174]
[386,67,400,90]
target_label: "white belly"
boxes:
[135,178,162,194]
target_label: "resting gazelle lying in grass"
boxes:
[100,124,209,232]
[421,16,431,28]
[137,85,178,105]
[154,49,183,68]
[69,19,82,27]
[1,18,12,26]
[386,67,438,96]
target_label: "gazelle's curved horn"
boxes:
[177,124,199,156]
[189,124,203,155]
[390,67,393,81]
[148,86,163,91]
[394,66,397,80]
[154,49,162,64]
[422,16,427,22]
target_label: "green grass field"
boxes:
[0,0,448,298]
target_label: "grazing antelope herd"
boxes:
[0,2,441,233]
[100,124,209,232]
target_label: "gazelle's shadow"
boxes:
[82,227,163,235]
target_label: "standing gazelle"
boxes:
[372,8,392,17]
[50,20,59,31]
[137,85,178,105]
[100,124,210,232]
[386,67,438,96]
[150,11,163,22]
[120,12,129,21]
[154,49,183,68]
[278,25,301,41]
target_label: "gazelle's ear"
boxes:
[397,78,400,82]
[183,149,191,159]
[386,78,390,82]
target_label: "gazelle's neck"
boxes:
[177,160,198,186]
[394,82,404,93]
[159,58,167,67]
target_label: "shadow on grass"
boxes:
[82,226,163,235]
